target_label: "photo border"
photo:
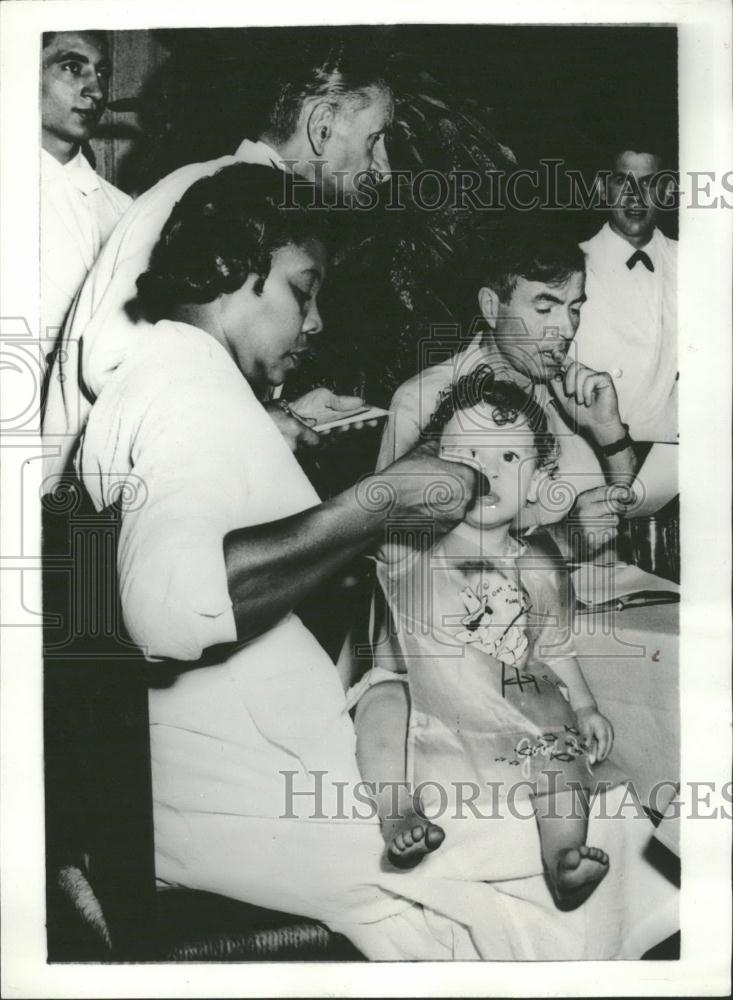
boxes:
[1,0,731,996]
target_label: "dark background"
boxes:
[99,24,678,201]
[90,25,678,493]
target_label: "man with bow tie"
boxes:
[41,31,132,360]
[574,139,678,442]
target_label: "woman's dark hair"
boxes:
[136,163,332,318]
[423,364,558,471]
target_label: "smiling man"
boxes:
[574,138,678,442]
[41,31,132,346]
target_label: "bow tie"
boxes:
[626,249,655,272]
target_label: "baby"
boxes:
[358,365,617,911]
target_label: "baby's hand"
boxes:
[575,706,614,764]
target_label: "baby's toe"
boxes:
[559,847,582,872]
[411,825,425,842]
[426,825,445,850]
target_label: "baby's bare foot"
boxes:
[384,813,445,870]
[549,844,609,910]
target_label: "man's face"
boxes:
[41,32,110,159]
[606,150,663,246]
[320,86,392,198]
[490,271,586,383]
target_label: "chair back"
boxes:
[43,479,157,958]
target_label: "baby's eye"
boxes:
[502,451,520,463]
[536,307,551,315]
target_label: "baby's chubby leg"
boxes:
[534,787,609,910]
[354,681,444,869]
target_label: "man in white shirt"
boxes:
[41,31,132,354]
[41,46,393,487]
[574,142,678,442]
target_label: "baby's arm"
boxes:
[523,544,614,762]
[549,656,614,763]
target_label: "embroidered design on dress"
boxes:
[511,727,592,780]
[455,570,530,665]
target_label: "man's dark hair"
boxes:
[423,363,558,471]
[265,38,391,144]
[42,30,109,51]
[136,163,336,318]
[471,216,585,305]
[600,123,677,172]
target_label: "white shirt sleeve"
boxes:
[120,359,254,661]
[79,337,267,661]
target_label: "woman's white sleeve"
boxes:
[114,363,252,661]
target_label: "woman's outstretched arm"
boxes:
[224,441,476,643]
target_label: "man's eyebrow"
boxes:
[295,267,324,283]
[47,49,110,67]
[612,171,655,182]
[533,290,586,306]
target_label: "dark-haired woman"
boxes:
[74,163,483,959]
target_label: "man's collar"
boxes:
[42,147,100,195]
[234,137,289,172]
[600,221,660,263]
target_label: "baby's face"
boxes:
[440,404,541,530]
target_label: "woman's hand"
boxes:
[264,400,320,452]
[224,436,477,644]
[575,706,614,764]
[376,438,478,536]
[289,387,367,432]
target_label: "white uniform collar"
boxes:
[598,220,661,266]
[233,138,289,172]
[41,146,100,196]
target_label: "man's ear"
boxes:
[478,286,499,330]
[306,101,336,156]
[596,173,608,208]
[659,174,677,208]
